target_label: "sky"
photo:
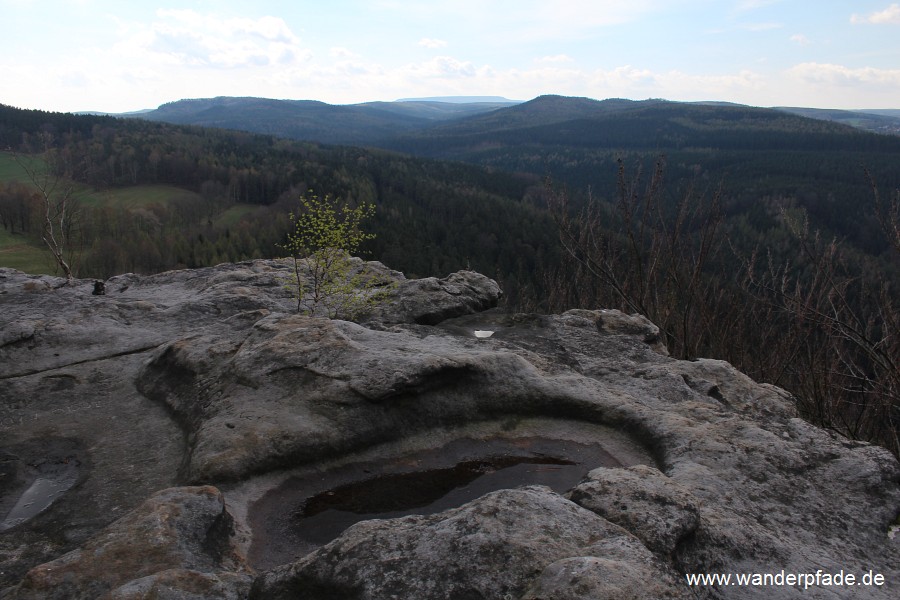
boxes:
[3,0,900,113]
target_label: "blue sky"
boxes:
[3,0,900,113]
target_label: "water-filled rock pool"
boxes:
[238,418,654,569]
[0,438,82,533]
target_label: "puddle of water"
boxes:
[249,436,622,569]
[0,457,79,532]
[300,455,572,517]
[293,458,582,548]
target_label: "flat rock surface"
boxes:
[1,260,898,599]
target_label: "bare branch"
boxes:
[11,146,82,281]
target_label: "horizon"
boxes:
[4,1,900,114]
[8,94,900,118]
[71,94,900,117]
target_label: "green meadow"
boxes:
[0,227,54,274]
[1,152,228,275]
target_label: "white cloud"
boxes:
[645,69,766,99]
[788,62,900,87]
[537,55,575,64]
[9,2,900,114]
[851,3,900,24]
[154,10,298,43]
[130,10,306,69]
[386,0,678,46]
[330,47,359,59]
[408,56,479,78]
[418,38,448,49]
[591,65,658,89]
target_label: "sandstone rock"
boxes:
[522,555,690,600]
[568,464,701,557]
[0,319,36,348]
[134,306,585,484]
[249,486,689,600]
[1,260,898,600]
[0,271,67,295]
[582,307,668,355]
[10,486,250,600]
[366,269,502,325]
[106,569,252,600]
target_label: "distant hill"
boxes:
[390,95,645,136]
[402,94,861,135]
[57,94,900,259]
[383,94,882,163]
[131,96,513,145]
[120,95,900,160]
[137,97,421,145]
[774,106,900,135]
[395,95,520,104]
[858,109,900,118]
[77,109,154,117]
[122,95,900,149]
[377,94,900,256]
[0,102,556,295]
[120,93,900,243]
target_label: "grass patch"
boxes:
[0,227,56,275]
[0,153,247,275]
[0,152,46,182]
[0,153,203,210]
[78,185,203,209]
[214,204,259,228]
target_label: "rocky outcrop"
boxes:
[12,486,252,600]
[1,260,898,599]
[250,486,690,600]
[369,268,503,325]
[568,464,702,558]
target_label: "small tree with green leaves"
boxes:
[281,192,392,319]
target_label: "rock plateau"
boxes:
[0,258,897,599]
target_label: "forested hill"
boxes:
[2,96,899,285]
[383,95,900,255]
[126,94,900,143]
[95,96,900,251]
[389,94,882,152]
[112,94,900,254]
[0,103,554,304]
[132,96,517,145]
[774,106,900,135]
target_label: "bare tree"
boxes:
[10,137,83,281]
[740,174,899,456]
[548,157,899,458]
[547,156,726,359]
